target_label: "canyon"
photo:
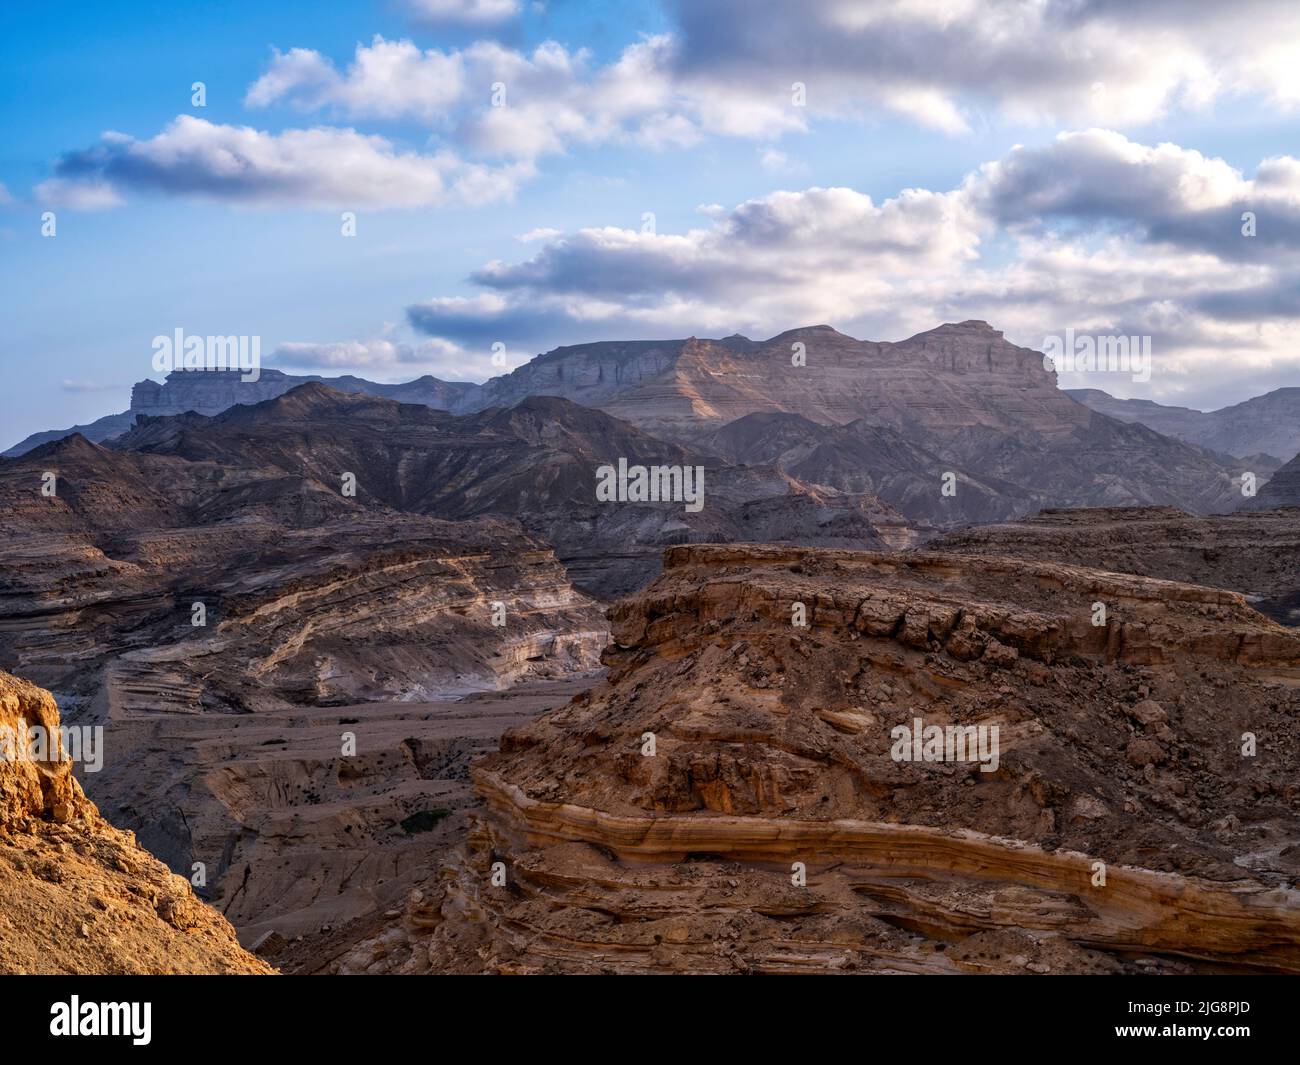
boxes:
[2,319,1298,975]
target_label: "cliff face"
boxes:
[1241,450,1300,512]
[476,322,1064,437]
[336,545,1300,974]
[0,424,610,711]
[0,669,271,974]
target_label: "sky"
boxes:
[3,0,1300,449]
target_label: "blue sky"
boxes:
[4,0,1300,449]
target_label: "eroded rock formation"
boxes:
[0,669,271,974]
[335,545,1300,974]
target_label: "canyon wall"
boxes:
[333,545,1300,974]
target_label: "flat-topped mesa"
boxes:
[0,670,271,974]
[361,543,1300,976]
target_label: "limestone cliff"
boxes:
[0,669,271,974]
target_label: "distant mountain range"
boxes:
[5,321,1259,528]
[1067,387,1300,464]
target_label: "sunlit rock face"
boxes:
[0,669,272,974]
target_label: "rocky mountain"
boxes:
[333,544,1300,975]
[7,323,1254,527]
[1069,387,1300,464]
[111,383,914,598]
[930,506,1300,625]
[3,368,479,457]
[1240,449,1300,512]
[701,400,1242,526]
[0,423,609,953]
[476,321,1076,438]
[0,433,607,712]
[0,383,905,950]
[0,669,271,974]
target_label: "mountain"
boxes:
[7,322,1252,523]
[0,430,607,710]
[475,321,1076,438]
[1068,386,1300,464]
[3,368,479,457]
[1240,448,1300,511]
[701,397,1244,524]
[0,383,906,950]
[113,383,914,597]
[0,425,609,953]
[332,543,1300,974]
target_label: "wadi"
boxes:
[2,318,1298,976]
[5,1,1300,1006]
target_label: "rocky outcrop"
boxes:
[930,507,1300,626]
[94,677,590,950]
[0,669,271,974]
[336,545,1300,974]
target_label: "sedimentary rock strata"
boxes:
[931,506,1300,625]
[0,669,270,974]
[7,322,1247,526]
[338,545,1300,974]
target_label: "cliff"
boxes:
[0,669,272,974]
[335,544,1300,974]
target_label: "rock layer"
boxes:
[931,506,1300,626]
[339,545,1300,974]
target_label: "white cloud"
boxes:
[36,176,123,211]
[400,132,1300,408]
[272,334,508,380]
[40,116,532,210]
[664,0,1300,132]
[246,39,465,122]
[404,0,521,25]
